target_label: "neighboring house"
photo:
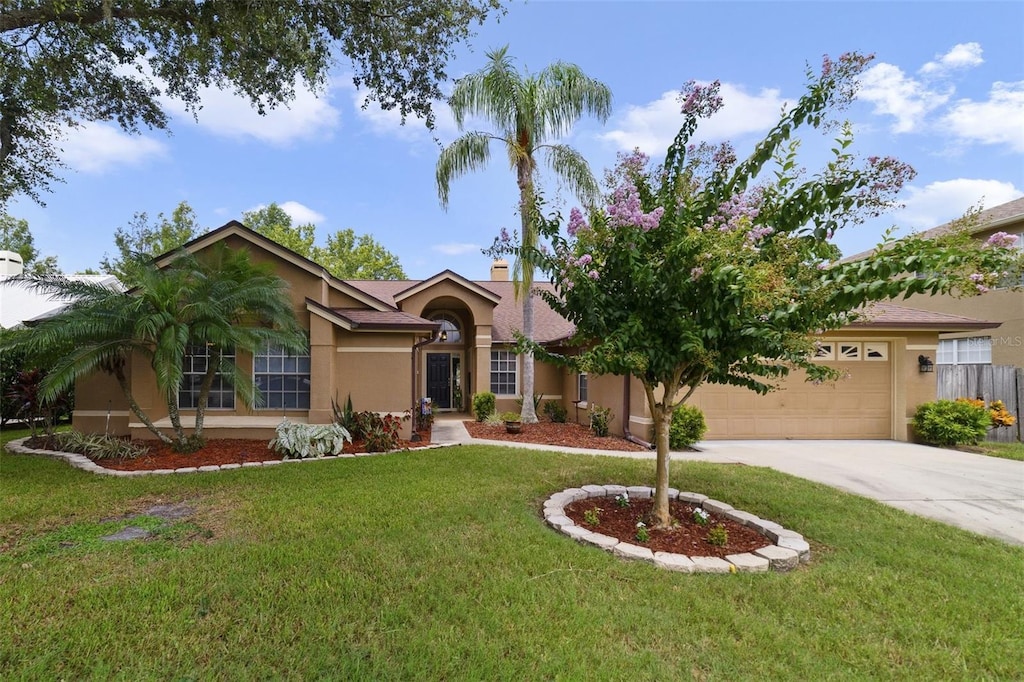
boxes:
[847,197,1024,369]
[74,222,999,443]
[0,250,121,329]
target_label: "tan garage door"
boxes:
[691,341,892,439]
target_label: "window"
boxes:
[255,343,311,409]
[179,345,235,409]
[937,337,992,365]
[577,373,589,403]
[812,342,835,361]
[430,313,462,344]
[490,350,517,395]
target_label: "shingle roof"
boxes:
[330,308,440,331]
[847,301,999,330]
[345,278,574,344]
[844,196,1024,262]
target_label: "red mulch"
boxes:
[564,497,771,557]
[462,420,649,452]
[25,430,432,471]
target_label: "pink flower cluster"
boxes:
[969,272,990,294]
[702,188,764,235]
[606,182,665,231]
[986,231,1019,248]
[678,80,724,118]
[567,207,589,237]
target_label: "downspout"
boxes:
[622,375,655,450]
[411,333,439,440]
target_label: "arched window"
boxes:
[431,313,462,344]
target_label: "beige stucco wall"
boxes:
[905,289,1023,366]
[616,329,939,442]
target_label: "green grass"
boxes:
[2,428,1023,680]
[973,440,1024,461]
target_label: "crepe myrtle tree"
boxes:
[519,53,1023,528]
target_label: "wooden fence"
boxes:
[936,364,1022,442]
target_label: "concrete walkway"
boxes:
[432,417,1024,546]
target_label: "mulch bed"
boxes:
[24,431,432,472]
[563,497,771,557]
[462,420,649,452]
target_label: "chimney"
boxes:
[490,258,509,281]
[0,250,24,276]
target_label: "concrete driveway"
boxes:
[676,440,1024,546]
[434,421,1024,545]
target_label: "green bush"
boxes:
[472,392,496,422]
[913,399,991,446]
[542,400,567,423]
[589,404,612,437]
[669,404,707,449]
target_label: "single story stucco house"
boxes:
[73,222,1000,443]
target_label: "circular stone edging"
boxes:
[4,437,447,477]
[544,484,810,574]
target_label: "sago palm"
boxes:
[436,45,611,422]
[5,245,305,451]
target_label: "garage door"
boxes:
[690,340,892,439]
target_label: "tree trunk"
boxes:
[517,157,538,424]
[113,365,173,446]
[193,347,222,444]
[650,402,673,528]
[520,291,538,423]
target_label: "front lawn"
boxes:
[971,440,1024,461]
[2,433,1022,679]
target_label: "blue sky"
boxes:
[11,1,1024,280]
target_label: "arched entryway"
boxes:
[424,312,465,411]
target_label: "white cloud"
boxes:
[279,201,326,225]
[432,242,481,256]
[941,81,1024,152]
[858,63,950,133]
[245,201,325,225]
[59,121,167,173]
[352,90,458,141]
[894,178,1023,230]
[920,42,984,75]
[600,83,786,154]
[163,79,341,145]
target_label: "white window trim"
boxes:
[937,337,992,365]
[489,348,519,396]
[253,342,312,411]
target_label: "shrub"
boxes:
[332,393,357,433]
[542,400,567,423]
[270,419,352,459]
[669,404,707,449]
[53,431,149,460]
[707,524,729,547]
[912,399,991,446]
[589,404,612,437]
[352,411,408,452]
[515,393,543,412]
[472,392,496,422]
[499,411,521,422]
[989,400,1016,428]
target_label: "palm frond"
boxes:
[436,132,494,208]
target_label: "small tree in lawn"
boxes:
[527,53,1023,528]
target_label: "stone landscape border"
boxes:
[544,485,811,573]
[4,437,443,477]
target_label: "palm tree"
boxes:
[6,245,305,451]
[436,45,611,423]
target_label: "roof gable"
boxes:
[155,221,397,312]
[393,270,502,306]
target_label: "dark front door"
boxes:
[426,353,451,409]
